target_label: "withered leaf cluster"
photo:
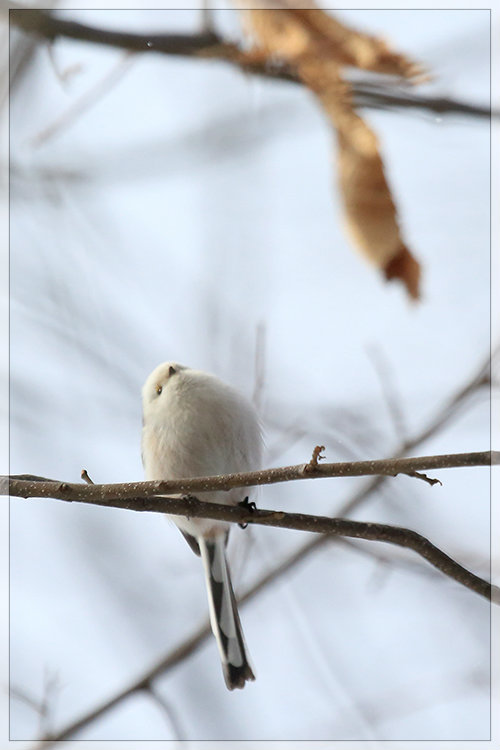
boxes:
[239,2,426,300]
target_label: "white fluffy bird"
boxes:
[141,362,262,690]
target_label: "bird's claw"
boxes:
[238,496,257,529]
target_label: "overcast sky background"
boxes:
[4,4,496,745]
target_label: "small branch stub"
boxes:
[81,469,94,485]
[407,470,442,487]
[304,445,326,473]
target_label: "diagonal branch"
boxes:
[30,51,136,147]
[10,9,493,119]
[26,353,494,746]
[12,488,497,602]
[33,539,315,747]
[10,10,229,57]
[29,507,497,748]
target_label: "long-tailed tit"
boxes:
[141,362,262,690]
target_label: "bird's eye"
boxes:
[156,384,162,395]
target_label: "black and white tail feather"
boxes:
[198,536,255,690]
[142,362,262,690]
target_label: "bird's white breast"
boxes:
[142,370,262,514]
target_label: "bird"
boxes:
[141,362,262,690]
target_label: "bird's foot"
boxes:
[238,496,257,529]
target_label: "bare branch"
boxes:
[30,51,136,146]
[10,10,227,58]
[340,354,492,521]
[199,1,214,36]
[10,669,61,740]
[80,469,94,485]
[30,509,497,748]
[304,444,326,471]
[366,345,408,443]
[405,355,492,452]
[26,356,493,746]
[141,684,186,742]
[10,10,493,120]
[33,541,315,747]
[252,321,267,413]
[3,461,498,602]
[10,685,42,714]
[3,451,495,506]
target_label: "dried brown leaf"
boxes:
[384,246,421,300]
[290,8,425,80]
[239,2,423,299]
[243,2,426,80]
[244,8,314,60]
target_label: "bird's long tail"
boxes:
[198,536,255,690]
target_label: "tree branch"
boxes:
[24,355,493,746]
[10,9,493,119]
[3,451,495,506]
[10,10,228,57]
[34,542,312,747]
[30,506,497,748]
[3,451,498,603]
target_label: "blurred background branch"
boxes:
[10,9,494,120]
[16,346,493,745]
[6,5,494,743]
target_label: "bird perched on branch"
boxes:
[141,362,262,690]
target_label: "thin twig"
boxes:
[142,683,186,742]
[252,321,267,413]
[33,539,319,747]
[46,42,83,89]
[366,345,408,443]
[31,512,497,748]
[199,1,214,35]
[38,669,61,740]
[10,669,61,740]
[402,356,491,452]
[80,469,94,485]
[30,51,136,146]
[340,354,492,518]
[304,444,326,471]
[10,10,494,120]
[406,470,442,487]
[10,685,42,714]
